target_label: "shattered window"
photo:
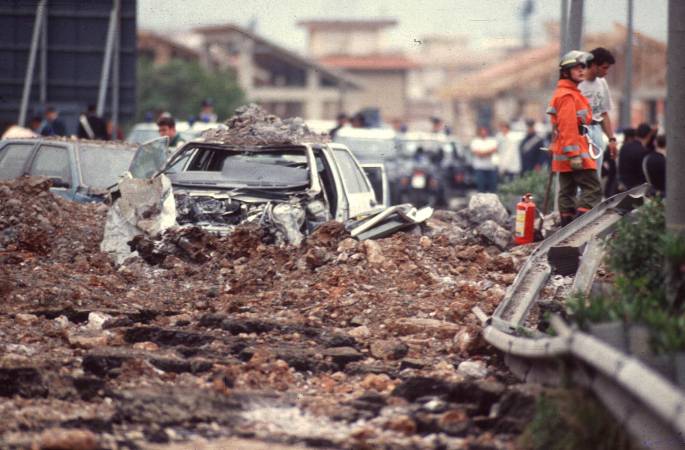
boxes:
[79,145,135,189]
[332,149,369,194]
[29,145,71,184]
[0,143,34,180]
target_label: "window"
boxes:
[79,145,135,189]
[0,143,34,180]
[333,149,369,194]
[29,145,71,185]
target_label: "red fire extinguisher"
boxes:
[514,193,536,245]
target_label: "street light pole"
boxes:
[667,0,685,236]
[560,0,569,56]
[567,0,584,51]
[621,0,634,129]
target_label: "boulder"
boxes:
[467,193,509,227]
[475,220,511,250]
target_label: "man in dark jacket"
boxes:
[40,105,67,137]
[77,104,108,140]
[519,119,547,173]
[618,123,652,190]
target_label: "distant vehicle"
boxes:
[0,138,137,202]
[333,127,398,206]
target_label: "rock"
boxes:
[467,193,509,226]
[15,313,39,325]
[453,329,475,354]
[360,373,392,392]
[457,360,488,379]
[419,236,432,248]
[304,246,330,269]
[132,341,160,352]
[36,428,98,450]
[394,318,460,338]
[399,358,428,370]
[85,312,112,330]
[363,240,385,266]
[438,409,470,436]
[370,339,409,360]
[392,377,451,401]
[337,238,358,253]
[323,347,364,367]
[53,315,70,328]
[67,330,109,349]
[348,325,371,340]
[384,415,417,435]
[475,220,511,250]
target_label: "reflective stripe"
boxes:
[576,109,588,120]
[562,145,580,153]
[546,106,557,115]
[554,152,591,161]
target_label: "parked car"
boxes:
[125,136,381,242]
[0,138,137,202]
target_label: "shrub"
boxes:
[497,169,550,213]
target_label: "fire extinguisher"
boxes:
[514,193,536,245]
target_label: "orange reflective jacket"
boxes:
[546,79,595,172]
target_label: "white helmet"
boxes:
[559,50,593,70]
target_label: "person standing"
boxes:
[157,116,183,149]
[470,126,498,193]
[642,134,666,196]
[618,123,652,190]
[77,104,108,140]
[496,121,521,183]
[519,119,547,173]
[40,105,67,137]
[199,98,218,123]
[547,50,601,227]
[329,113,348,140]
[578,47,618,178]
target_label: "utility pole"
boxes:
[667,0,685,236]
[567,0,584,51]
[560,0,569,56]
[621,0,634,128]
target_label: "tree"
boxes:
[136,57,245,123]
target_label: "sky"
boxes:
[138,0,668,54]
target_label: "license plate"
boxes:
[411,174,426,189]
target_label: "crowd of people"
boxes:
[469,46,666,223]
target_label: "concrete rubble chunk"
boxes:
[36,428,98,450]
[394,318,461,338]
[457,360,488,379]
[475,220,511,250]
[467,193,510,227]
[363,240,385,265]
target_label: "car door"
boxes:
[27,142,75,199]
[328,144,377,218]
[0,141,37,180]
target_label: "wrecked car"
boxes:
[0,137,136,202]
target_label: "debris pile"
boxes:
[202,103,330,145]
[0,177,539,449]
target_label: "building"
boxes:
[193,24,359,120]
[138,30,201,66]
[441,24,667,140]
[298,19,417,123]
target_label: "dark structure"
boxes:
[0,0,137,135]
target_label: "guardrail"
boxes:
[478,184,685,448]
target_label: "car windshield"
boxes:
[79,144,136,189]
[182,147,310,188]
[334,137,397,162]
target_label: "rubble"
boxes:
[0,176,538,449]
[202,103,330,145]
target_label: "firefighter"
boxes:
[547,50,602,227]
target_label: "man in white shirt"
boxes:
[470,126,499,192]
[496,121,521,183]
[578,47,618,177]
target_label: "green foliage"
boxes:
[518,389,637,450]
[136,57,245,123]
[605,198,666,293]
[566,293,620,331]
[497,169,550,212]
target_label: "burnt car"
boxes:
[120,136,380,246]
[0,137,136,202]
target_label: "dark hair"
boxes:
[623,128,636,139]
[336,112,347,121]
[589,47,615,66]
[45,105,57,114]
[156,116,176,128]
[87,104,97,113]
[656,134,666,149]
[636,123,652,139]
